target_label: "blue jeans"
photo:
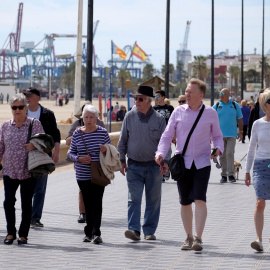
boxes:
[126,163,162,235]
[32,174,48,221]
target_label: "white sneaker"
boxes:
[251,240,263,251]
[144,235,156,240]
[181,236,194,250]
[191,236,203,251]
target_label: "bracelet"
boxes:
[239,131,243,133]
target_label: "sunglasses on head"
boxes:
[266,99,270,104]
[219,92,226,96]
[213,158,221,169]
[11,105,25,111]
[178,100,186,104]
[134,97,145,102]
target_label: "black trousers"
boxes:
[242,125,248,142]
[3,176,37,238]
[77,180,105,237]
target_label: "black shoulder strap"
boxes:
[182,104,205,156]
[26,118,35,143]
[232,101,237,110]
[215,102,219,110]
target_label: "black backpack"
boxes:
[215,101,237,110]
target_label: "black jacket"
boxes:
[248,102,260,139]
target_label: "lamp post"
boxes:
[211,0,214,106]
[241,0,244,99]
[165,0,170,98]
[261,0,265,89]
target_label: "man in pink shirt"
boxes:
[155,79,224,251]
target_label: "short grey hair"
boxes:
[9,93,28,107]
[82,104,99,118]
[259,88,270,113]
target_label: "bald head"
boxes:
[220,88,230,103]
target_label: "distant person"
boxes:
[248,89,266,140]
[213,88,243,183]
[0,94,44,245]
[129,96,134,110]
[250,95,255,103]
[106,99,111,112]
[65,94,69,105]
[164,98,171,105]
[245,89,270,252]
[248,101,254,110]
[240,99,250,144]
[178,95,186,105]
[23,87,61,228]
[116,105,126,121]
[114,102,120,111]
[66,101,105,224]
[6,93,9,103]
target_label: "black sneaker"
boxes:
[78,213,86,223]
[92,235,103,244]
[220,176,227,183]
[228,175,236,183]
[31,220,44,227]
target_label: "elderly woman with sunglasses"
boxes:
[0,93,44,245]
[245,89,270,252]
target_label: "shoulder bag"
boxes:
[78,129,110,186]
[169,105,205,181]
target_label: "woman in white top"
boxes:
[245,88,270,252]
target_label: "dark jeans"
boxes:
[3,176,37,238]
[77,180,105,237]
[32,174,48,221]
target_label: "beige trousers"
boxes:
[219,137,236,177]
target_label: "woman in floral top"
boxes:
[0,93,44,245]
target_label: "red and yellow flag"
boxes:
[132,42,147,61]
[112,42,127,60]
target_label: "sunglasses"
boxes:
[155,95,160,98]
[213,158,221,169]
[178,100,186,104]
[11,105,25,110]
[266,99,270,104]
[219,93,226,96]
[134,97,145,102]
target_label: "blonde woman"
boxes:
[245,89,270,252]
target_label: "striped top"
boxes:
[68,126,111,181]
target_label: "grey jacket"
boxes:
[117,107,169,166]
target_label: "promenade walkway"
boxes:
[0,141,269,269]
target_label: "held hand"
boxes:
[78,155,92,164]
[160,162,169,175]
[245,173,251,186]
[155,155,163,165]
[24,143,36,152]
[52,151,59,164]
[100,145,107,154]
[238,132,243,142]
[210,148,220,159]
[120,162,127,176]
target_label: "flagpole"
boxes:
[125,41,136,69]
[109,40,113,132]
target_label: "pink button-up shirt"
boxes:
[156,103,224,169]
[0,117,44,180]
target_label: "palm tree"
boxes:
[228,66,240,96]
[218,74,226,88]
[143,64,154,81]
[117,69,131,97]
[192,55,207,80]
[161,63,174,81]
[259,56,270,87]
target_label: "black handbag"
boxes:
[169,105,205,181]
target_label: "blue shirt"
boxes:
[212,100,243,138]
[241,106,250,125]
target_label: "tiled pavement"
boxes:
[0,141,269,269]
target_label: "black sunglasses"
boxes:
[266,99,270,104]
[213,158,221,169]
[11,105,25,110]
[178,100,186,104]
[134,97,145,102]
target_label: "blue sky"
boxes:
[0,0,269,70]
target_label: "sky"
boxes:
[0,0,269,70]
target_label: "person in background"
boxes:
[178,95,186,106]
[66,101,105,223]
[248,101,254,111]
[68,105,111,244]
[248,89,265,140]
[0,94,44,245]
[164,98,171,105]
[116,105,126,122]
[114,102,120,111]
[23,87,61,228]
[240,99,251,144]
[106,99,111,112]
[245,89,270,252]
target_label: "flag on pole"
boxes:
[112,42,127,60]
[132,42,148,61]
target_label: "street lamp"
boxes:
[261,0,265,89]
[211,0,214,106]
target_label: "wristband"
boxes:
[239,131,243,133]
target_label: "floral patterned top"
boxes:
[0,117,44,180]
